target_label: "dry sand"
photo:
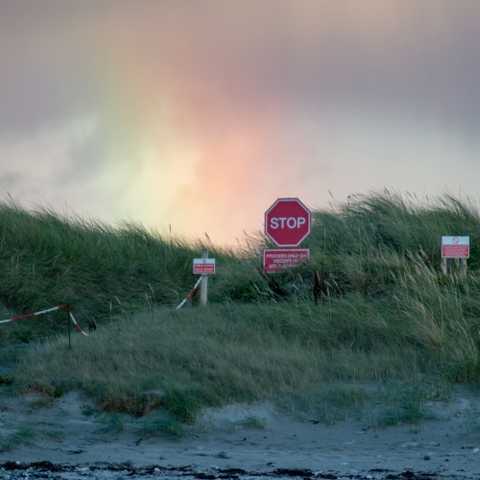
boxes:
[1,387,480,479]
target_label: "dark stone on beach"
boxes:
[273,468,314,477]
[195,473,217,480]
[219,468,247,476]
[1,462,25,471]
[67,449,84,455]
[31,461,64,472]
[386,471,439,480]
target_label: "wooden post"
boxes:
[441,257,468,277]
[313,270,322,305]
[460,258,468,278]
[200,250,208,306]
[441,257,448,275]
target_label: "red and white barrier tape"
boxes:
[69,312,89,337]
[175,276,202,310]
[0,304,89,337]
[0,304,67,325]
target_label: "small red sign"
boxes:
[193,258,216,275]
[263,249,310,273]
[442,245,470,258]
[441,236,470,259]
[265,198,311,247]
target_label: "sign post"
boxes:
[193,253,216,306]
[200,250,208,307]
[441,236,470,276]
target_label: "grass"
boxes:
[1,192,478,323]
[368,381,450,427]
[26,395,55,409]
[94,412,126,435]
[277,384,370,425]
[2,192,480,424]
[0,426,36,452]
[0,200,235,345]
[138,414,185,439]
[238,416,268,430]
[0,424,67,452]
[14,274,480,422]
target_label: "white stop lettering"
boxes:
[270,217,306,229]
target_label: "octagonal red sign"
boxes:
[265,198,311,247]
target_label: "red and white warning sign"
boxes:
[263,249,310,274]
[193,258,216,275]
[441,236,470,259]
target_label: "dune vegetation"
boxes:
[1,192,480,423]
[0,200,235,344]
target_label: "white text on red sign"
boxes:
[263,249,310,274]
[441,236,470,259]
[193,258,216,275]
[264,198,311,247]
[269,217,307,229]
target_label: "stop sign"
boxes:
[265,198,311,247]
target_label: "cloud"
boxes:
[3,0,480,135]
[0,115,117,218]
[1,1,480,242]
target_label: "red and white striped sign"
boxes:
[193,258,216,275]
[441,236,470,259]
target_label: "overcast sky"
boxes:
[1,1,479,243]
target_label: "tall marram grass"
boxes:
[213,192,480,301]
[1,192,479,313]
[0,201,235,343]
[4,192,480,420]
[16,270,480,419]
